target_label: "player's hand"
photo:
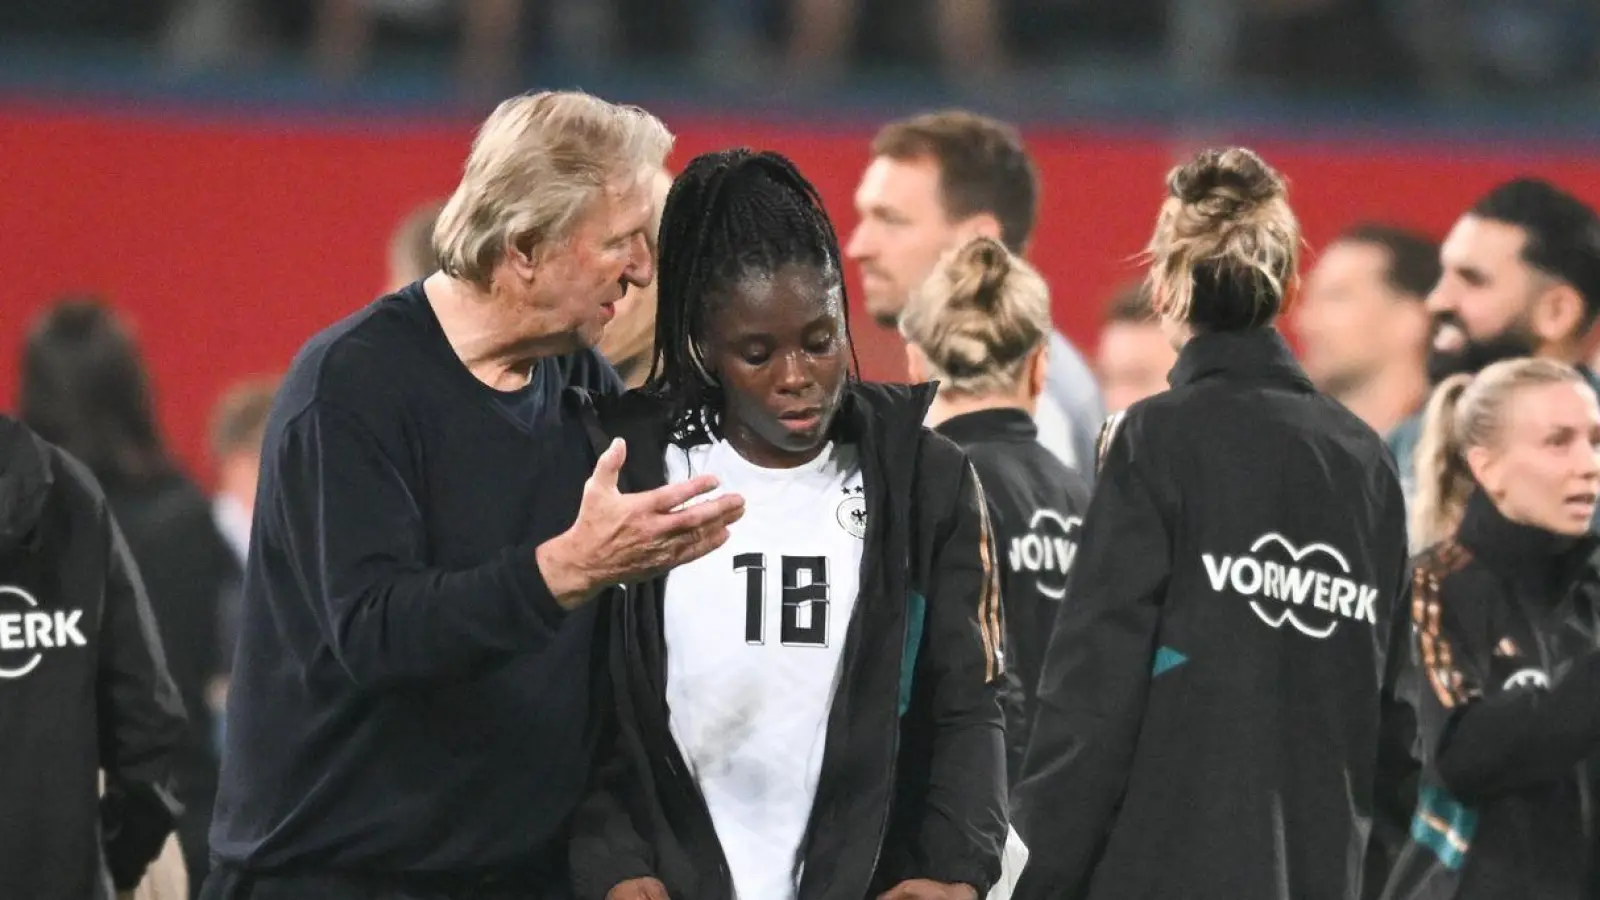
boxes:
[538,438,745,607]
[606,876,671,900]
[876,879,979,900]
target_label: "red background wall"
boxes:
[4,103,1600,481]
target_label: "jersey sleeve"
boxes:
[93,475,186,889]
[267,401,572,691]
[906,459,1009,892]
[1010,414,1170,900]
[1413,561,1600,804]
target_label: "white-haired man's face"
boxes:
[515,169,657,352]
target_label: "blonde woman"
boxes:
[1381,359,1600,900]
[900,236,1091,787]
[1009,148,1411,900]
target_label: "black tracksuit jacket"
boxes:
[1378,490,1600,900]
[0,415,186,900]
[935,408,1091,791]
[1010,328,1413,900]
[566,382,1009,900]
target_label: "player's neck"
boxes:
[925,391,1034,428]
[1337,363,1427,436]
[425,272,570,390]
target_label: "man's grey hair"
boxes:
[434,90,674,287]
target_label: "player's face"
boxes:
[705,262,850,469]
[1295,241,1425,397]
[1471,381,1600,537]
[536,170,656,350]
[1426,216,1543,382]
[1096,319,1177,413]
[847,155,963,328]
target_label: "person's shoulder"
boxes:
[278,286,433,422]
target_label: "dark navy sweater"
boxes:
[209,283,619,875]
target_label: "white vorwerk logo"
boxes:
[0,586,88,679]
[1201,533,1378,639]
[1503,668,1550,690]
[1008,509,1081,600]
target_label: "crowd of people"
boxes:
[6,84,1600,900]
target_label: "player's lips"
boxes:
[599,302,616,322]
[1566,491,1597,515]
[777,407,824,431]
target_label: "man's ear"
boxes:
[507,232,544,283]
[955,213,1003,247]
[1531,280,1587,347]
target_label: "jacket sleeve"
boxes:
[906,459,1009,892]
[271,401,572,690]
[1010,417,1170,900]
[1366,555,1423,896]
[1413,569,1600,805]
[95,498,187,890]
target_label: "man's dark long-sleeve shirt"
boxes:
[209,283,620,875]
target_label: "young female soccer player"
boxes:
[1009,147,1412,900]
[1381,358,1600,900]
[899,236,1091,787]
[566,148,1008,900]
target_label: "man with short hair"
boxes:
[1388,179,1600,511]
[1095,282,1176,415]
[1292,224,1436,436]
[203,91,745,900]
[847,111,1104,475]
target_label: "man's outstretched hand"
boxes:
[538,437,745,608]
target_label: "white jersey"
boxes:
[663,439,866,900]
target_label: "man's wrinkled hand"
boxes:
[876,878,979,900]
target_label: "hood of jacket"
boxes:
[0,415,55,555]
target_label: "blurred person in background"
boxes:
[21,299,237,899]
[0,413,187,900]
[1293,223,1437,436]
[1381,358,1600,900]
[309,0,522,97]
[204,377,279,724]
[1010,148,1411,900]
[203,91,744,900]
[900,235,1091,792]
[387,198,445,292]
[595,166,671,389]
[848,110,1105,477]
[785,0,1007,80]
[1095,282,1178,415]
[1388,178,1600,514]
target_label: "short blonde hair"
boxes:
[1145,147,1300,331]
[1412,358,1589,551]
[900,236,1052,396]
[434,91,674,287]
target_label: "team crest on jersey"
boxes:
[837,484,867,539]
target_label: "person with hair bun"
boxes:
[1380,358,1600,900]
[567,149,1007,900]
[900,235,1091,789]
[1009,148,1412,900]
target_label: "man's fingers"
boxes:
[643,474,722,513]
[659,493,745,534]
[589,438,626,492]
[644,880,672,900]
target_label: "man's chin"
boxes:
[1426,333,1538,385]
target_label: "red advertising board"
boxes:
[2,102,1599,480]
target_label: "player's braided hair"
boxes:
[644,148,858,442]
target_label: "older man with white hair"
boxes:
[203,91,746,900]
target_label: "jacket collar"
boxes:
[1167,328,1315,393]
[933,407,1037,446]
[0,415,54,555]
[1457,488,1600,598]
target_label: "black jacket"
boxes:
[567,382,1009,900]
[1011,328,1412,900]
[1378,490,1600,900]
[935,408,1091,791]
[0,415,186,900]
